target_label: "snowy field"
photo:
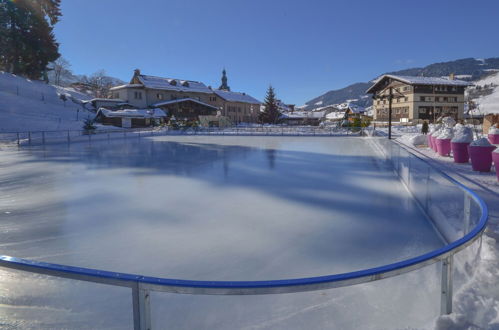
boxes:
[0,71,94,132]
[0,136,449,329]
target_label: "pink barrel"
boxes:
[493,152,499,182]
[488,134,499,144]
[436,138,451,156]
[431,135,438,152]
[468,145,497,172]
[451,142,470,163]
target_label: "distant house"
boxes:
[367,74,472,123]
[108,69,261,124]
[345,104,368,119]
[95,108,167,128]
[89,98,127,110]
[212,89,261,124]
[325,111,346,122]
[280,111,326,126]
[153,98,218,121]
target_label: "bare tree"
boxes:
[88,70,115,98]
[52,57,73,86]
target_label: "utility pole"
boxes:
[388,87,393,139]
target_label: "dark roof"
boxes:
[153,98,219,110]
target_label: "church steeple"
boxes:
[219,68,230,91]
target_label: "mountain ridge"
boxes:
[303,57,499,110]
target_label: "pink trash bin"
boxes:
[436,138,451,157]
[451,142,470,163]
[431,135,438,152]
[493,152,499,182]
[427,135,432,149]
[488,134,499,145]
[468,145,497,172]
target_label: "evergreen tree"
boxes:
[259,85,280,124]
[0,0,61,79]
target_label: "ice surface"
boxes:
[0,136,445,328]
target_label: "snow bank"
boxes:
[437,128,453,140]
[470,138,493,147]
[429,124,441,136]
[441,116,456,128]
[451,125,473,143]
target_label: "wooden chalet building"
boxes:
[367,74,472,123]
[95,108,167,128]
[107,69,261,124]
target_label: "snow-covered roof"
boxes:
[281,111,326,119]
[213,90,261,104]
[132,75,212,94]
[326,111,346,120]
[109,84,143,91]
[347,104,366,113]
[367,74,473,93]
[152,98,218,110]
[90,98,125,102]
[96,108,167,119]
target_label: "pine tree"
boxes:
[259,85,280,124]
[0,0,61,79]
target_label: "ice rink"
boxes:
[0,136,445,329]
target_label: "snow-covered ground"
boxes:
[470,72,499,115]
[0,71,94,132]
[392,127,499,330]
[0,136,447,329]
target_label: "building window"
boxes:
[134,91,142,100]
[157,93,163,100]
[404,97,408,102]
[420,96,426,102]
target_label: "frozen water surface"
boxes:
[0,136,444,329]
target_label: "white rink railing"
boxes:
[0,135,488,329]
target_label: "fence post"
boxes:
[28,132,31,145]
[132,283,152,330]
[17,132,20,145]
[440,255,454,315]
[463,194,471,234]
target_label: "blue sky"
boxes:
[55,0,499,105]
